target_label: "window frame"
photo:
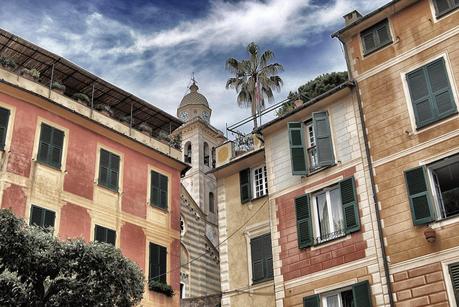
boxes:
[150,169,169,210]
[360,18,393,56]
[36,123,65,170]
[250,233,274,285]
[148,242,168,285]
[426,154,459,221]
[251,164,269,199]
[94,224,116,246]
[0,106,11,151]
[29,205,56,229]
[402,54,459,133]
[305,120,319,172]
[432,0,459,19]
[321,286,354,307]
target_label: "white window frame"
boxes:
[442,257,459,307]
[244,221,272,287]
[401,52,459,135]
[311,185,345,244]
[429,0,459,22]
[305,121,319,171]
[321,286,353,307]
[251,164,268,199]
[426,154,459,221]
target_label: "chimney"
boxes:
[343,10,362,26]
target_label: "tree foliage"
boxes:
[226,42,283,128]
[0,209,144,306]
[276,71,348,116]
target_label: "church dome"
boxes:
[179,82,209,108]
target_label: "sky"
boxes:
[0,0,390,132]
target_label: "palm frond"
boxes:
[260,50,274,68]
[260,63,284,76]
[225,57,243,74]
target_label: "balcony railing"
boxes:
[313,228,346,245]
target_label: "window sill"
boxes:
[363,40,393,57]
[97,183,119,194]
[251,276,274,286]
[149,204,169,214]
[36,160,63,172]
[307,163,336,176]
[311,233,350,249]
[430,214,459,230]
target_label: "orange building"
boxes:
[0,28,188,306]
[334,0,459,305]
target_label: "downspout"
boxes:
[337,36,395,307]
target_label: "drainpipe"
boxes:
[337,36,395,307]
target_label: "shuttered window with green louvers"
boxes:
[94,225,116,245]
[37,123,64,169]
[433,0,459,18]
[406,58,456,129]
[239,168,252,203]
[98,149,120,191]
[288,122,307,175]
[250,233,273,283]
[360,19,392,55]
[151,170,168,209]
[404,166,434,225]
[295,194,312,248]
[303,280,372,307]
[30,205,55,229]
[149,243,167,284]
[340,177,360,233]
[352,280,372,307]
[449,262,459,304]
[312,111,335,168]
[0,107,10,150]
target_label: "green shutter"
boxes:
[160,174,168,209]
[159,245,167,284]
[43,210,55,228]
[151,171,168,209]
[30,205,55,229]
[312,112,335,168]
[352,280,372,307]
[94,225,116,245]
[250,234,273,283]
[295,194,312,248]
[0,107,10,149]
[361,19,392,55]
[38,124,64,168]
[288,122,307,175]
[426,58,456,118]
[407,58,457,129]
[340,177,360,233]
[240,168,252,203]
[449,262,459,304]
[404,166,434,225]
[303,294,319,307]
[150,243,167,283]
[98,149,119,191]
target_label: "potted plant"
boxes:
[94,103,114,117]
[119,114,132,125]
[0,57,17,71]
[20,68,40,81]
[72,93,90,106]
[424,226,436,243]
[148,280,174,297]
[51,81,66,95]
[169,134,182,150]
[138,122,153,136]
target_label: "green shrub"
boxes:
[51,81,66,91]
[148,280,174,297]
[20,68,40,80]
[72,92,90,104]
[0,57,17,70]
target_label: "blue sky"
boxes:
[0,0,390,131]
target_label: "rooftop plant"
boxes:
[51,81,66,91]
[72,92,90,104]
[0,57,17,70]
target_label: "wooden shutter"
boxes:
[99,149,119,191]
[250,234,273,283]
[295,194,313,248]
[303,295,320,307]
[0,107,10,149]
[361,19,391,55]
[160,173,168,209]
[426,58,456,118]
[352,280,372,307]
[109,153,120,190]
[151,171,160,207]
[38,124,52,164]
[43,210,55,228]
[50,128,64,168]
[313,112,335,168]
[340,177,360,233]
[288,122,307,175]
[95,225,105,242]
[106,229,116,245]
[150,243,167,284]
[95,225,116,245]
[407,67,434,127]
[239,168,252,203]
[30,205,43,226]
[99,149,110,187]
[449,262,459,304]
[404,166,434,225]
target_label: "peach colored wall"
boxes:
[1,184,27,218]
[59,203,91,241]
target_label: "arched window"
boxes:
[209,192,215,213]
[211,147,216,168]
[180,215,186,236]
[184,142,192,163]
[203,142,210,166]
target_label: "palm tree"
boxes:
[225,42,283,128]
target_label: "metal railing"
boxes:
[313,228,346,245]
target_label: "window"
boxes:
[94,225,116,245]
[30,205,55,229]
[405,154,459,225]
[98,149,120,191]
[448,262,459,304]
[37,123,64,169]
[149,242,167,284]
[0,107,10,150]
[203,142,210,166]
[360,19,392,55]
[209,192,215,213]
[288,111,335,176]
[433,0,459,18]
[180,216,186,236]
[151,170,168,209]
[406,57,456,129]
[239,165,268,203]
[250,234,273,284]
[184,142,192,164]
[252,165,268,198]
[303,281,371,307]
[296,177,359,248]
